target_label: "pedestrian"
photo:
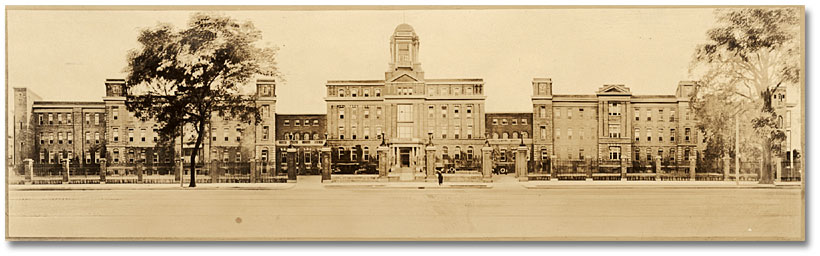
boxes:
[437,170,443,186]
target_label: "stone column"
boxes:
[425,145,437,182]
[62,159,70,184]
[655,157,662,182]
[321,147,332,182]
[722,156,730,181]
[551,155,559,181]
[377,146,388,180]
[23,159,33,185]
[286,147,297,183]
[775,156,782,183]
[210,160,220,183]
[99,159,107,184]
[136,161,144,184]
[250,158,257,183]
[481,145,493,183]
[689,157,697,181]
[516,145,528,181]
[620,156,629,181]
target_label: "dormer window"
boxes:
[338,89,345,97]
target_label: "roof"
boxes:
[394,23,415,33]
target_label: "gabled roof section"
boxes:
[596,84,632,96]
[389,73,420,83]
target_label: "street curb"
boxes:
[8,185,296,191]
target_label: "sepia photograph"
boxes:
[3,5,806,242]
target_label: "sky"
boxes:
[6,7,719,114]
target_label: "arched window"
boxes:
[313,133,320,140]
[442,146,449,160]
[303,133,310,140]
[454,146,462,160]
[467,146,474,160]
[512,132,519,139]
[521,132,528,139]
[261,148,269,162]
[492,133,499,139]
[778,115,784,128]
[502,132,509,139]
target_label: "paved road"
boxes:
[7,178,804,241]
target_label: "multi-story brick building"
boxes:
[529,78,706,172]
[325,23,486,180]
[275,114,326,175]
[485,112,533,174]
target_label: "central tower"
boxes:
[386,23,424,81]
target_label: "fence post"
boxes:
[585,155,592,182]
[655,157,662,182]
[425,145,437,183]
[62,159,70,184]
[775,156,782,183]
[23,159,33,185]
[377,146,388,181]
[550,155,558,181]
[250,158,257,183]
[211,160,220,183]
[177,157,185,186]
[722,156,730,182]
[481,145,493,183]
[286,147,297,183]
[516,145,528,182]
[620,156,628,181]
[136,161,144,184]
[689,157,696,181]
[322,147,332,182]
[99,159,107,184]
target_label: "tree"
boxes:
[124,12,278,187]
[690,8,800,184]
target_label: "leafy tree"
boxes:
[690,8,800,184]
[124,12,278,187]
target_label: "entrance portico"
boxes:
[388,142,424,181]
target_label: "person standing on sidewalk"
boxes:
[436,170,443,186]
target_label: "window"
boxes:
[670,128,676,142]
[567,129,573,140]
[113,149,120,163]
[113,128,119,142]
[223,128,229,142]
[58,132,64,144]
[351,89,358,97]
[670,110,676,122]
[376,107,382,119]
[669,148,676,162]
[58,113,63,124]
[466,105,473,119]
[555,129,560,140]
[521,131,528,139]
[39,132,44,144]
[375,89,381,97]
[685,128,691,141]
[48,113,53,124]
[440,87,448,95]
[579,108,585,118]
[398,104,413,122]
[521,119,527,125]
[635,108,640,121]
[428,105,435,119]
[501,119,508,125]
[261,148,269,162]
[684,149,691,161]
[647,128,652,142]
[659,109,664,121]
[261,105,270,118]
[608,124,621,138]
[295,120,301,126]
[609,146,621,160]
[85,113,90,124]
[646,109,652,121]
[364,107,370,119]
[284,120,290,126]
[608,103,621,116]
[39,151,45,163]
[338,126,345,140]
[454,125,460,139]
[141,128,147,142]
[39,114,43,125]
[658,129,664,142]
[338,105,345,119]
[500,149,507,162]
[467,125,473,139]
[95,113,100,125]
[313,120,319,126]
[440,124,447,139]
[540,126,547,139]
[86,132,91,143]
[398,124,412,139]
[634,148,640,161]
[212,127,218,141]
[579,129,584,140]
[512,119,518,126]
[338,89,345,97]
[567,109,572,119]
[441,105,447,118]
[262,126,269,140]
[555,108,561,119]
[112,107,118,120]
[128,128,134,142]
[67,113,72,124]
[351,124,358,139]
[67,132,72,144]
[94,132,100,144]
[454,106,460,118]
[492,119,498,125]
[635,128,640,141]
[236,152,241,162]
[539,106,546,118]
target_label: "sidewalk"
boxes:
[522,180,802,189]
[9,182,296,191]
